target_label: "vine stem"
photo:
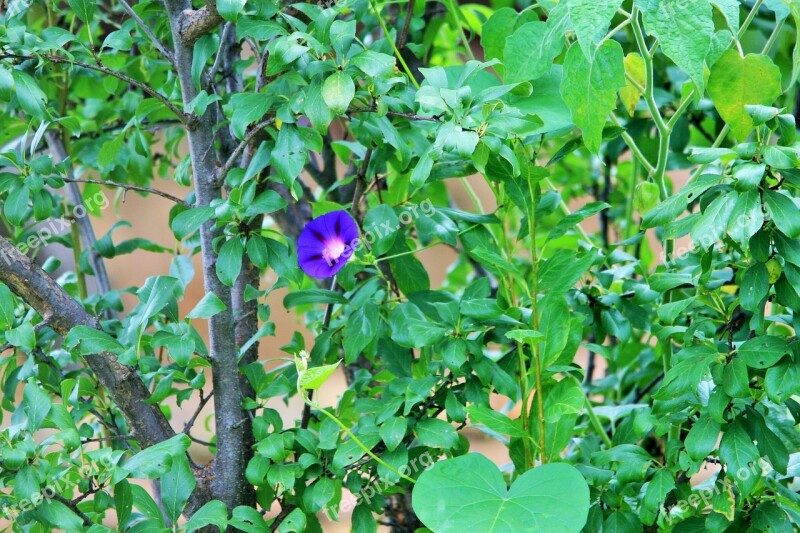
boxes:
[527,175,546,464]
[302,392,416,484]
[569,375,613,448]
[369,0,420,89]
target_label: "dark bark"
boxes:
[163,0,250,510]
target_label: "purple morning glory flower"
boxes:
[297,210,359,278]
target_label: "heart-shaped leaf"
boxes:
[412,453,590,532]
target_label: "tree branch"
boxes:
[163,0,251,510]
[119,0,175,66]
[215,116,276,185]
[61,177,189,206]
[0,54,188,123]
[0,237,176,449]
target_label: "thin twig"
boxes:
[183,389,214,434]
[396,0,416,50]
[50,494,93,526]
[216,116,276,184]
[0,54,188,123]
[119,0,175,66]
[207,22,233,83]
[62,178,189,206]
[350,148,372,222]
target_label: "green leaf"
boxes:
[567,0,624,57]
[538,249,597,294]
[707,51,782,140]
[216,238,244,287]
[414,418,459,449]
[64,326,125,355]
[218,0,246,21]
[719,420,761,498]
[36,499,84,531]
[161,454,195,523]
[738,335,788,369]
[413,454,590,533]
[0,283,15,329]
[349,50,396,78]
[322,72,355,116]
[300,361,341,390]
[379,417,408,451]
[642,469,675,522]
[23,381,52,431]
[560,40,625,153]
[739,262,769,312]
[5,184,29,226]
[283,289,348,308]
[685,416,721,461]
[122,434,191,479]
[548,201,609,242]
[363,205,400,256]
[482,8,517,68]
[723,358,750,398]
[539,293,570,367]
[171,206,215,240]
[466,404,527,438]
[763,190,800,238]
[639,0,714,95]
[343,303,379,363]
[67,0,95,22]
[503,22,563,83]
[272,125,306,187]
[691,192,737,248]
[187,292,227,319]
[13,70,49,119]
[184,500,229,532]
[765,360,800,403]
[727,189,763,247]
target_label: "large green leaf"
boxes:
[67,0,95,22]
[707,51,782,140]
[322,72,355,116]
[560,40,625,153]
[12,71,48,119]
[638,0,714,95]
[719,420,761,497]
[503,22,562,83]
[217,0,246,21]
[413,454,590,532]
[763,189,800,238]
[161,454,195,523]
[691,192,737,248]
[567,0,624,57]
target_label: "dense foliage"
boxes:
[0,0,799,531]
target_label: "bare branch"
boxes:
[183,389,214,434]
[397,0,415,50]
[207,22,233,83]
[62,177,189,206]
[119,0,175,66]
[0,54,189,123]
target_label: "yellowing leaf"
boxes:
[708,50,782,140]
[619,53,645,116]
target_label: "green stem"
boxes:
[304,394,416,483]
[442,0,476,61]
[570,375,613,448]
[526,176,546,464]
[369,0,420,89]
[70,219,88,300]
